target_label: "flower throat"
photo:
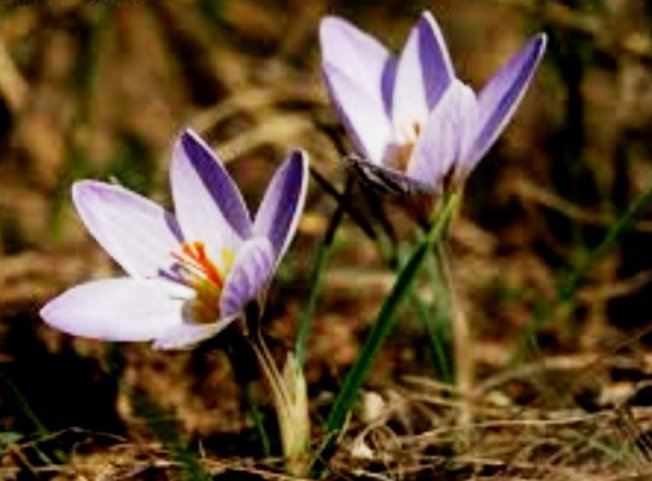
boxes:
[172,241,234,323]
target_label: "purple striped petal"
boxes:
[392,10,455,136]
[322,65,394,163]
[153,315,238,350]
[407,81,477,190]
[320,16,395,162]
[320,16,396,116]
[464,33,547,171]
[40,278,193,342]
[171,129,252,254]
[72,181,182,279]
[253,150,308,262]
[220,237,275,318]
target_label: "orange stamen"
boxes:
[172,241,224,288]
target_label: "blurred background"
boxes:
[2,0,652,478]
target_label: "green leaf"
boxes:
[311,193,459,475]
[295,174,356,368]
[513,182,652,365]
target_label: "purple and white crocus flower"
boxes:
[41,129,308,350]
[320,11,547,194]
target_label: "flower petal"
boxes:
[392,10,455,137]
[153,315,238,350]
[40,278,193,342]
[320,16,395,162]
[72,180,182,278]
[320,16,396,115]
[220,237,275,318]
[253,150,308,262]
[407,80,477,190]
[322,65,395,163]
[464,33,547,171]
[171,129,252,254]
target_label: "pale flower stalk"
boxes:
[250,341,310,476]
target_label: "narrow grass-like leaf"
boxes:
[311,194,459,475]
[368,193,453,381]
[133,393,210,481]
[424,248,454,383]
[389,241,452,382]
[295,240,336,368]
[0,369,60,463]
[295,175,354,368]
[0,432,22,452]
[245,383,271,457]
[310,167,376,240]
[513,183,652,364]
[0,367,47,435]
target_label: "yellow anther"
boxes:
[172,243,235,324]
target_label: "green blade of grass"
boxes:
[0,368,61,464]
[371,201,453,382]
[390,241,453,383]
[309,167,376,240]
[311,193,459,475]
[132,392,210,481]
[245,383,271,458]
[513,182,652,365]
[424,247,454,383]
[0,367,47,435]
[294,239,336,368]
[295,174,356,368]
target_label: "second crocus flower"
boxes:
[320,10,546,195]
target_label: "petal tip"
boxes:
[288,148,309,172]
[530,32,548,58]
[174,127,224,168]
[181,126,199,137]
[285,149,310,199]
[39,301,54,325]
[71,180,111,215]
[319,15,351,40]
[319,15,342,30]
[419,9,436,23]
[39,294,71,335]
[71,179,99,198]
[416,9,445,38]
[172,128,226,184]
[178,127,203,150]
[175,128,197,155]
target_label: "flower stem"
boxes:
[435,240,473,427]
[246,304,310,476]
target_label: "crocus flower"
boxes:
[319,11,547,195]
[41,129,308,350]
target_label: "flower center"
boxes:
[171,241,234,324]
[388,121,422,172]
